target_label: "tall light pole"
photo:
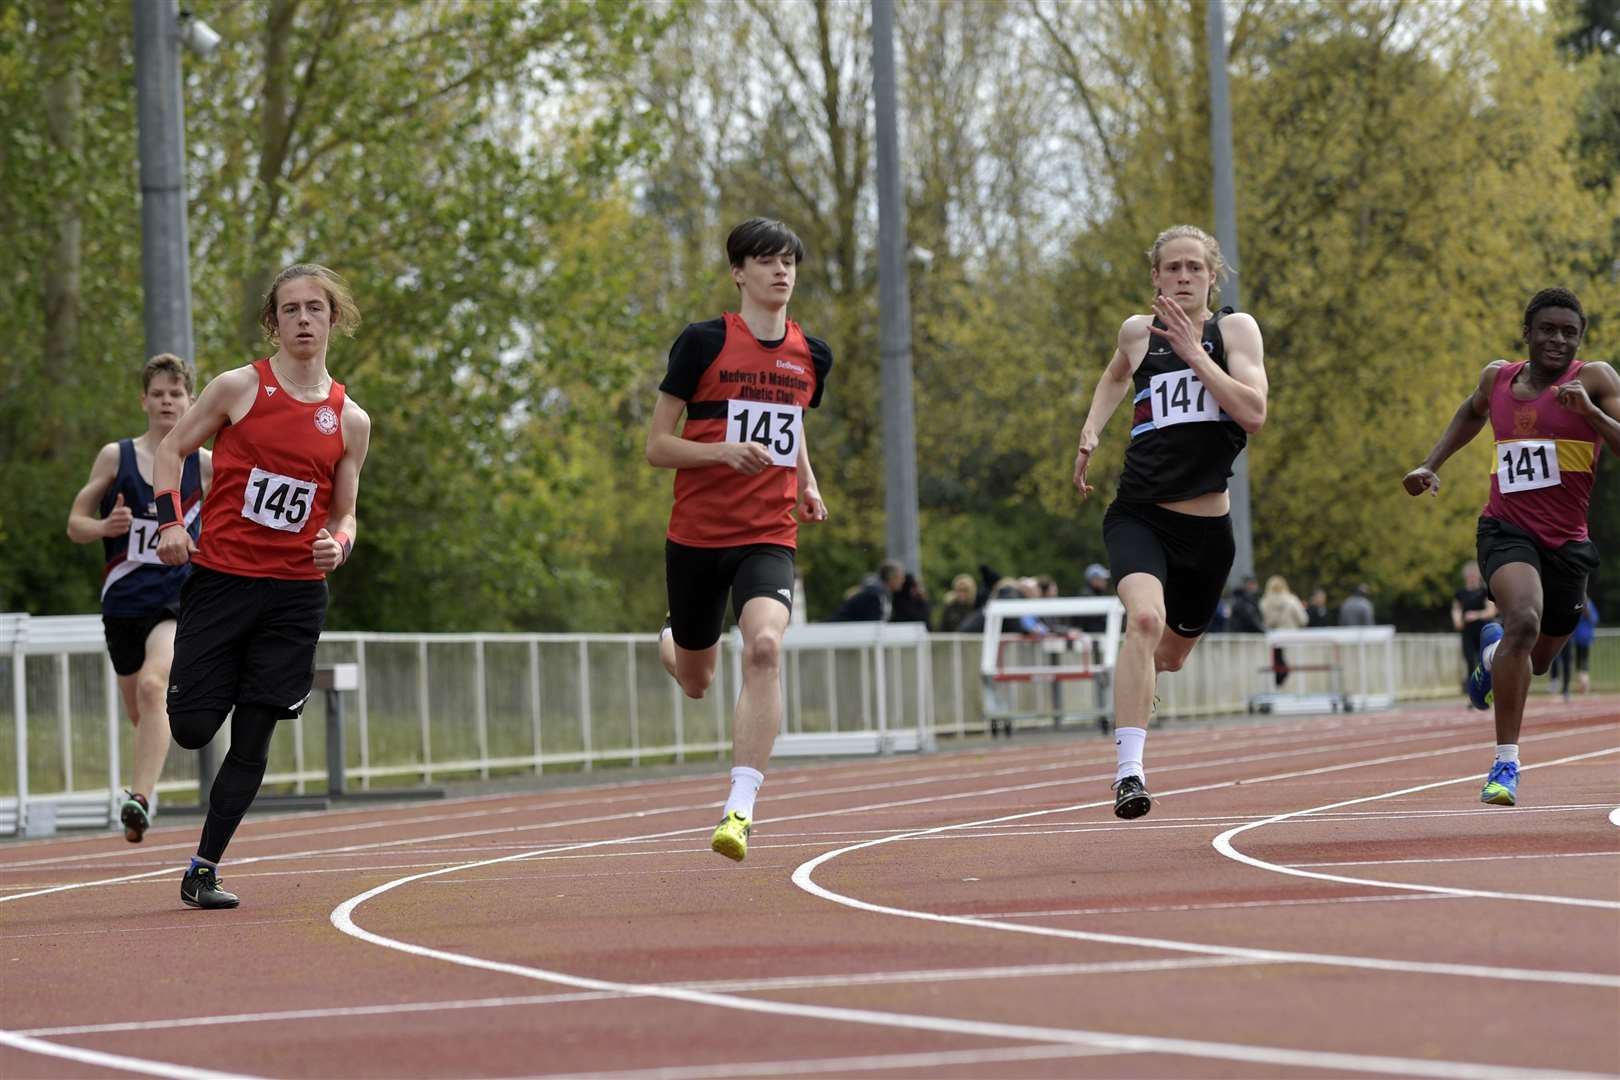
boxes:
[133,0,222,801]
[1206,0,1253,587]
[871,0,921,579]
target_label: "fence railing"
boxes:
[7,612,1615,833]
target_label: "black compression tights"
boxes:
[176,704,282,864]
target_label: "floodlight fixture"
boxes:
[178,9,222,59]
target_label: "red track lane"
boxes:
[1,700,1617,1079]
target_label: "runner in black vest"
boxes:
[1072,225,1269,819]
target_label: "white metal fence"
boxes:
[6,611,1612,833]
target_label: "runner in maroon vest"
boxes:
[1403,288,1611,806]
[646,218,832,862]
[154,264,372,908]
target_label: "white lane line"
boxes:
[1,721,1514,904]
[332,866,1610,1080]
[0,713,1515,876]
[979,894,1452,920]
[0,1029,263,1080]
[14,958,1256,1039]
[0,917,305,942]
[788,729,1620,987]
[1293,852,1620,868]
[527,1043,1128,1080]
[1212,747,1620,909]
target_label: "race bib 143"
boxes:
[727,400,803,468]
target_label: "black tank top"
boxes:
[1116,307,1247,504]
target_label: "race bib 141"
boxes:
[1496,439,1561,494]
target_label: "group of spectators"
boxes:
[830,560,1102,633]
[1221,575,1375,634]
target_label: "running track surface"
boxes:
[1,700,1617,1079]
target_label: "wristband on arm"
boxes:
[155,489,184,532]
[333,531,353,566]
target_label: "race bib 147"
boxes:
[1148,369,1221,428]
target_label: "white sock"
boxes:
[1114,726,1147,784]
[1495,744,1519,765]
[723,766,764,819]
[1482,639,1500,672]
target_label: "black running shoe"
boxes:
[181,864,240,909]
[1113,775,1152,820]
[120,791,150,843]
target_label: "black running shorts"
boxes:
[102,606,179,677]
[1476,515,1598,639]
[166,566,329,719]
[1103,500,1235,638]
[665,540,795,651]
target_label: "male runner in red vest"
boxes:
[66,354,212,841]
[1404,288,1610,806]
[155,264,372,907]
[646,218,832,861]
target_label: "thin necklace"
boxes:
[272,358,329,393]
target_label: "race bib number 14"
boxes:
[242,467,317,532]
[126,518,165,565]
[727,400,803,468]
[1497,440,1561,494]
[1148,370,1221,428]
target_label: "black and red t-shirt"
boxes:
[659,312,833,548]
[195,358,346,581]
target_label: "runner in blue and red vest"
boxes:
[154,264,372,908]
[67,354,212,842]
[1404,288,1611,806]
[646,218,833,862]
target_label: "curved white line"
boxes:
[0,1029,262,1080]
[331,862,1608,1079]
[1608,806,1620,828]
[1212,747,1620,909]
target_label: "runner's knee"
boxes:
[742,628,782,674]
[170,708,229,750]
[1127,607,1166,642]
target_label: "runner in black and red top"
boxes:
[645,218,832,862]
[66,354,212,842]
[1404,288,1612,807]
[1072,225,1268,820]
[154,264,372,908]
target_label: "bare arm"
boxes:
[795,425,827,523]
[1073,318,1143,498]
[1451,599,1464,632]
[66,443,129,543]
[1402,361,1500,498]
[1560,362,1620,458]
[1152,298,1267,432]
[313,399,371,573]
[156,366,256,564]
[644,391,771,475]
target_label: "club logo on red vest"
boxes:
[314,405,339,435]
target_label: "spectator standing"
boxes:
[890,573,932,625]
[1452,560,1496,692]
[1260,575,1308,687]
[1305,587,1333,627]
[939,574,977,631]
[830,560,903,621]
[1340,583,1375,626]
[1228,575,1265,633]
